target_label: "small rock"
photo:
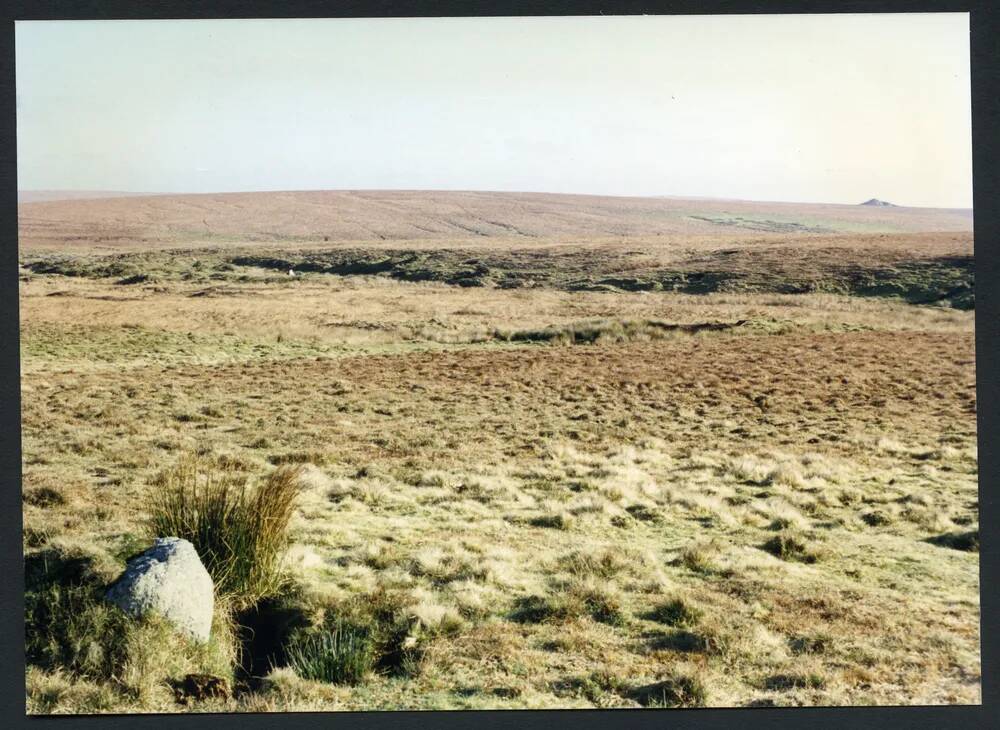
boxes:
[105,537,214,642]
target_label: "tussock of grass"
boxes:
[24,542,123,591]
[268,451,327,466]
[789,634,832,655]
[649,629,722,654]
[861,510,893,527]
[23,527,50,549]
[320,587,430,678]
[680,540,722,573]
[557,548,629,578]
[511,580,626,626]
[629,673,708,707]
[570,582,627,626]
[26,581,135,681]
[23,486,67,508]
[236,585,430,684]
[284,621,375,685]
[926,529,979,552]
[767,516,799,531]
[624,503,662,523]
[727,454,772,484]
[408,545,486,585]
[528,512,574,530]
[552,670,631,706]
[148,457,302,608]
[762,672,826,691]
[760,533,819,564]
[648,597,703,627]
[510,595,558,624]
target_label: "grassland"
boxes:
[19,191,979,712]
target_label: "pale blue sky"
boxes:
[16,14,972,207]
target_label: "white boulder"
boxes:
[105,537,214,642]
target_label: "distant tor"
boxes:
[860,198,897,207]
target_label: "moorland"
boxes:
[19,190,979,711]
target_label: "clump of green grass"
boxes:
[761,533,819,563]
[629,673,708,707]
[26,581,135,680]
[24,543,235,694]
[24,545,128,679]
[763,672,826,691]
[277,587,429,681]
[284,621,375,685]
[148,457,301,608]
[649,597,703,627]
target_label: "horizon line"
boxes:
[16,187,975,211]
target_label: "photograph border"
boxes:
[1,1,996,728]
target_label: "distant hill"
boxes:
[860,198,898,207]
[17,190,973,250]
[17,190,160,203]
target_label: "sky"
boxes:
[15,14,972,208]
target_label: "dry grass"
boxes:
[148,459,301,608]
[19,216,979,712]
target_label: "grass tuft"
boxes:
[25,582,135,680]
[789,634,832,655]
[284,622,375,685]
[148,456,301,608]
[926,529,979,552]
[860,510,892,527]
[648,597,703,627]
[557,548,629,578]
[23,486,67,508]
[761,533,819,563]
[630,673,708,707]
[763,672,826,691]
[680,540,721,573]
[511,580,626,626]
[528,512,573,530]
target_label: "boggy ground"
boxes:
[20,229,975,306]
[20,251,979,711]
